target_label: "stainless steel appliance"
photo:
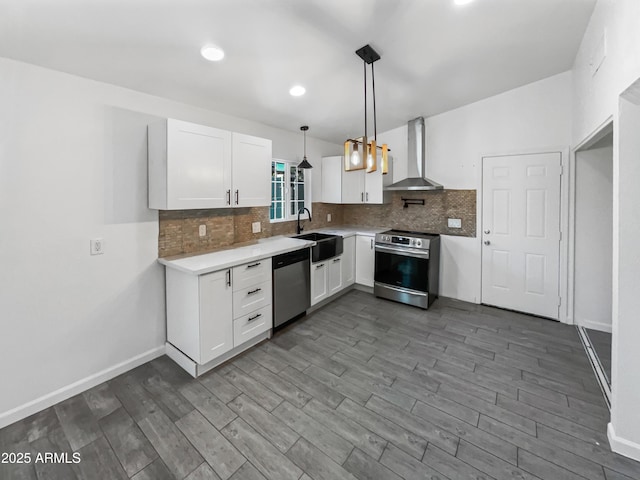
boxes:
[273,248,311,328]
[374,230,440,309]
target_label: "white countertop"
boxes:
[158,226,387,275]
[303,225,388,237]
[158,236,314,275]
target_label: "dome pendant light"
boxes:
[298,126,313,169]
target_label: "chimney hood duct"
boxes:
[385,117,443,191]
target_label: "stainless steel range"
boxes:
[374,230,440,309]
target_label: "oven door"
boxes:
[374,244,430,293]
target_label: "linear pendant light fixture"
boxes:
[344,44,389,174]
[298,126,313,169]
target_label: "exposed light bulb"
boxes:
[200,45,225,61]
[350,150,360,166]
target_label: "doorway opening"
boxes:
[573,121,613,407]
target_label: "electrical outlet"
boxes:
[90,238,104,255]
[199,225,206,237]
[327,213,332,222]
[252,222,261,233]
[448,218,462,229]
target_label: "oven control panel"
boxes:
[375,231,435,251]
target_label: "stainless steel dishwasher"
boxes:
[273,248,311,329]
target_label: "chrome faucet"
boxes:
[296,207,312,234]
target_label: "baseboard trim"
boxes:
[608,422,640,462]
[0,345,166,430]
[577,319,612,333]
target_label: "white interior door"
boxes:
[481,152,562,319]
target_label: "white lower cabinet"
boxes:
[233,305,272,347]
[199,269,234,364]
[342,236,356,287]
[311,261,329,306]
[328,256,343,296]
[165,258,272,373]
[356,234,375,287]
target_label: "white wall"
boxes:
[0,57,339,428]
[381,72,572,303]
[574,145,613,332]
[571,0,640,461]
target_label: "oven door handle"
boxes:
[375,244,430,259]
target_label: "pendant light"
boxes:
[344,44,390,174]
[298,125,313,169]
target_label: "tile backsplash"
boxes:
[343,190,476,237]
[158,190,475,257]
[159,202,344,257]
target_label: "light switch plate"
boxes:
[199,225,206,237]
[327,214,332,222]
[252,222,261,233]
[448,218,462,229]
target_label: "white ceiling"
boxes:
[0,0,595,143]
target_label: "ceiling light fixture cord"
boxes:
[372,61,377,141]
[364,61,368,139]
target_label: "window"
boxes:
[270,159,311,222]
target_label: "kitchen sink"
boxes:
[294,232,344,262]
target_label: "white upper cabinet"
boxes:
[321,155,393,204]
[232,133,272,207]
[148,119,272,210]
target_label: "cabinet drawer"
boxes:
[233,305,272,347]
[233,280,272,318]
[233,258,272,291]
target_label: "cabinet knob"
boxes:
[484,229,490,234]
[484,240,491,246]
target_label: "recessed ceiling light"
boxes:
[289,85,306,97]
[454,0,474,5]
[200,45,225,62]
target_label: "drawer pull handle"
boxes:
[247,262,261,268]
[248,313,262,322]
[333,258,341,262]
[226,269,231,287]
[247,288,262,295]
[316,264,325,269]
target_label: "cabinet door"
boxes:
[232,133,272,207]
[321,156,343,203]
[166,119,232,209]
[342,236,356,286]
[342,169,365,204]
[364,166,384,204]
[199,269,234,364]
[310,262,328,306]
[355,235,375,287]
[328,256,343,295]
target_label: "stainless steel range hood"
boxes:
[385,117,443,191]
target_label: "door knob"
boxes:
[484,240,491,246]
[484,229,490,234]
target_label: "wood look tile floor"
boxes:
[2,290,639,480]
